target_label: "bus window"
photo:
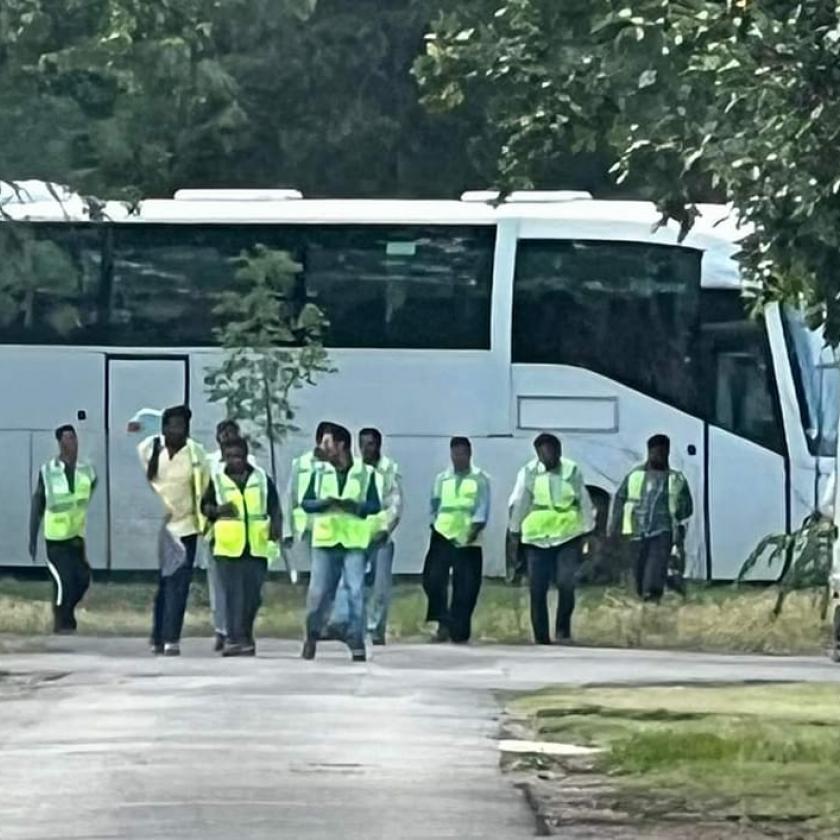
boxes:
[782,307,840,457]
[0,223,103,344]
[512,239,702,414]
[302,225,494,349]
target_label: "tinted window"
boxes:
[699,292,784,453]
[109,224,494,348]
[0,223,104,344]
[512,240,702,413]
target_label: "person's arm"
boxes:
[138,435,162,482]
[300,471,332,514]
[383,468,404,534]
[507,467,526,514]
[677,476,694,523]
[200,482,220,522]
[267,478,282,541]
[358,474,382,518]
[607,474,629,538]
[576,470,596,534]
[28,473,46,561]
[429,473,442,526]
[467,473,491,542]
[508,470,530,534]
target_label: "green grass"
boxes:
[0,575,833,653]
[510,683,840,833]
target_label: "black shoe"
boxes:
[222,643,245,657]
[430,625,450,643]
[371,636,386,647]
[213,632,226,653]
[151,642,164,655]
[242,644,256,657]
[351,651,367,663]
[301,639,317,660]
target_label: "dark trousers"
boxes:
[217,556,267,646]
[422,530,483,643]
[632,532,672,601]
[45,538,91,632]
[526,540,582,643]
[151,535,198,645]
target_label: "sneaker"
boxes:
[213,632,226,653]
[163,643,181,657]
[371,636,386,647]
[301,639,317,660]
[150,643,164,655]
[351,651,367,663]
[242,644,256,657]
[222,643,245,657]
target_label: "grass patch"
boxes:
[0,575,832,653]
[510,683,840,833]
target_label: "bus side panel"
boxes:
[0,349,107,569]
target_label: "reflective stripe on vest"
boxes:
[622,468,685,536]
[311,463,373,550]
[187,440,208,534]
[42,460,94,541]
[434,474,479,546]
[521,460,583,543]
[212,468,271,558]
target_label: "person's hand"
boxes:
[216,502,238,518]
[467,524,483,545]
[28,539,37,564]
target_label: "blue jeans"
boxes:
[306,547,366,654]
[329,541,394,642]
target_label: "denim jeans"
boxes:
[306,546,366,654]
[207,554,227,636]
[329,540,395,642]
[152,534,198,645]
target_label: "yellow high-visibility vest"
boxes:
[622,468,687,536]
[311,462,374,550]
[41,459,95,541]
[434,470,482,547]
[521,459,584,544]
[212,467,272,559]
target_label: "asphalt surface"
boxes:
[3,638,840,840]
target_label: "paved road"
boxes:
[2,639,840,840]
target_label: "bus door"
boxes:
[106,356,189,570]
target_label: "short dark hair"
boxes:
[330,424,352,450]
[359,427,382,446]
[222,437,249,456]
[162,405,191,428]
[533,432,561,452]
[216,419,239,437]
[54,424,76,442]
[450,436,471,451]
[315,421,334,443]
[647,434,670,451]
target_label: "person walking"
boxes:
[301,424,381,662]
[29,425,96,634]
[508,433,594,644]
[207,419,256,652]
[138,405,210,656]
[282,421,333,573]
[423,437,490,644]
[328,427,403,645]
[201,437,281,656]
[609,434,693,603]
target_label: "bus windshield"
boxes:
[783,307,840,457]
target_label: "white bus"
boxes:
[1,189,836,578]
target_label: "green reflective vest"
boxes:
[434,469,483,547]
[521,459,585,544]
[366,455,399,540]
[212,467,272,559]
[622,467,687,536]
[311,462,374,550]
[291,450,319,540]
[41,459,95,541]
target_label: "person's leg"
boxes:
[643,532,672,602]
[151,571,166,650]
[324,572,351,640]
[423,531,452,634]
[243,557,267,650]
[66,539,91,630]
[633,539,648,598]
[208,554,227,643]
[44,542,70,632]
[450,546,482,643]
[367,540,394,644]
[305,548,343,646]
[218,558,246,647]
[527,547,553,644]
[554,540,581,641]
[342,550,367,657]
[162,535,197,647]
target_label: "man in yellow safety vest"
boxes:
[201,437,281,656]
[138,405,210,656]
[29,424,96,634]
[423,437,491,643]
[300,424,381,662]
[609,434,693,603]
[508,433,594,644]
